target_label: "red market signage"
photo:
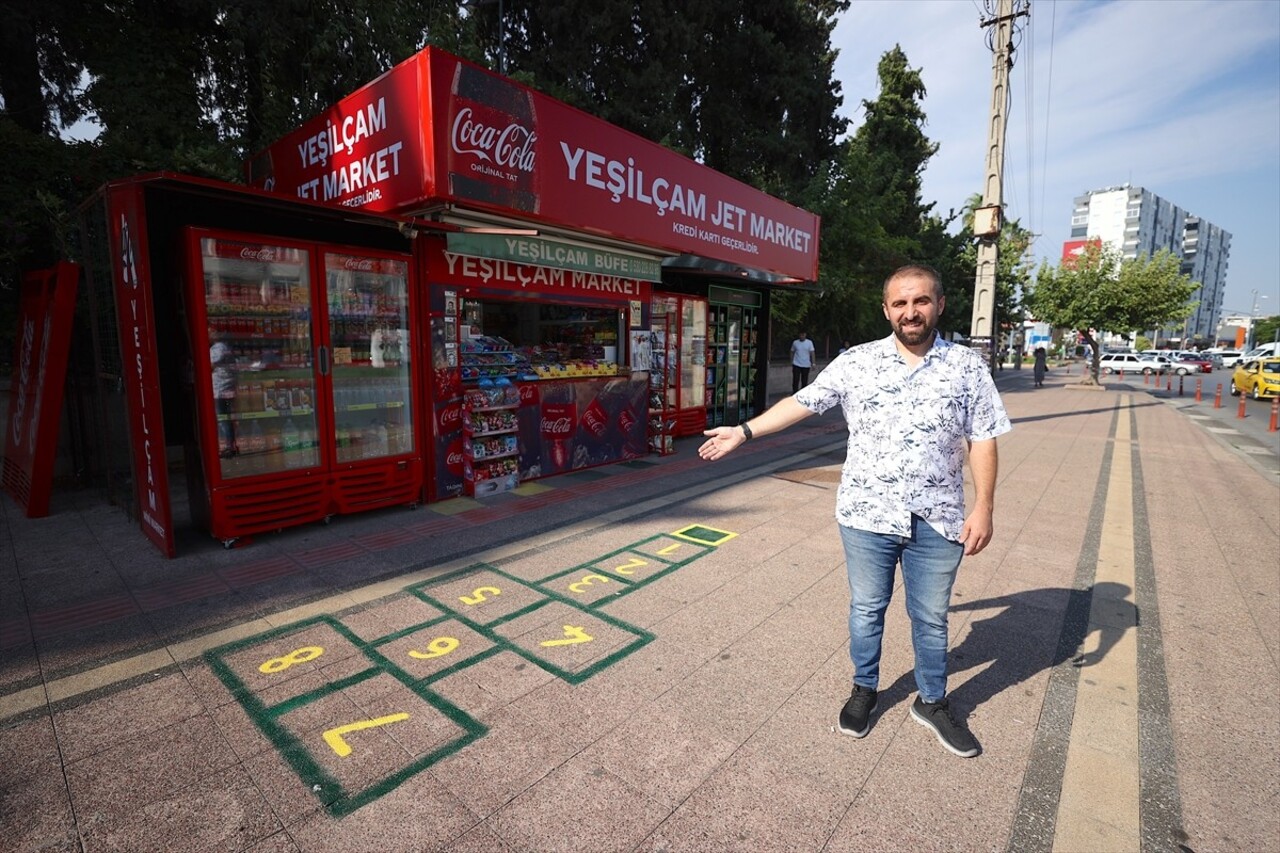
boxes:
[107,185,176,557]
[2,263,78,517]
[1060,239,1102,266]
[247,47,820,283]
[428,248,651,302]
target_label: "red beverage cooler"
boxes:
[185,228,420,546]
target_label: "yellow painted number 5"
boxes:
[459,586,501,606]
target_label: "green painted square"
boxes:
[409,567,547,627]
[491,599,652,684]
[670,524,736,546]
[631,535,712,564]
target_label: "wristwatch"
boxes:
[740,422,753,441]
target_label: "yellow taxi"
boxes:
[1230,357,1280,400]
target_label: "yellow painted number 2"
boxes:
[611,557,648,575]
[259,646,324,674]
[322,713,410,757]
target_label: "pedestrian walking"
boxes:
[700,264,1012,757]
[1033,346,1048,387]
[791,331,816,392]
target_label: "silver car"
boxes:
[1098,353,1170,375]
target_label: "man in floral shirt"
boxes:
[699,264,1010,757]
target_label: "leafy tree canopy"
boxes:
[791,44,947,350]
[1026,241,1199,382]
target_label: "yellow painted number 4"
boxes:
[540,625,593,647]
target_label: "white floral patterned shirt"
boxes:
[794,334,1011,542]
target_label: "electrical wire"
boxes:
[1038,0,1058,239]
[1024,2,1035,236]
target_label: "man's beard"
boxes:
[893,317,936,347]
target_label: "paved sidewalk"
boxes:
[2,363,1277,852]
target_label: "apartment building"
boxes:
[1068,184,1231,342]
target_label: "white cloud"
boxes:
[832,0,1280,312]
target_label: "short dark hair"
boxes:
[883,264,944,301]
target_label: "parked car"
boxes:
[1098,353,1170,375]
[1173,354,1213,374]
[1230,358,1280,399]
[1243,342,1280,359]
[1208,348,1245,368]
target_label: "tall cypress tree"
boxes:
[794,45,944,346]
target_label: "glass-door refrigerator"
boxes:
[650,293,707,437]
[185,229,419,547]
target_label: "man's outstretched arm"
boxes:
[698,396,815,462]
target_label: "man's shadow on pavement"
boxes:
[871,582,1136,723]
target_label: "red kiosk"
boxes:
[72,46,821,555]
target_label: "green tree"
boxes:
[1026,242,1199,383]
[1252,315,1280,349]
[493,0,848,196]
[793,44,944,348]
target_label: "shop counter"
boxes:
[513,373,649,480]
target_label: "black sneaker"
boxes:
[838,685,877,738]
[911,696,980,757]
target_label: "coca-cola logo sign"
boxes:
[541,415,573,437]
[239,247,278,262]
[342,257,376,272]
[519,383,538,406]
[438,403,462,431]
[446,439,464,476]
[582,399,608,438]
[541,402,576,438]
[450,107,536,175]
[619,409,637,433]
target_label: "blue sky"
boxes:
[833,0,1280,319]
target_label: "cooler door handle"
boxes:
[318,345,330,376]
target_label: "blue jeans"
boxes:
[839,516,964,703]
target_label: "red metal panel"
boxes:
[2,262,79,517]
[106,185,176,556]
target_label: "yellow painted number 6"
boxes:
[408,637,460,660]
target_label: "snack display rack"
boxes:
[647,312,677,455]
[462,383,520,496]
[460,335,531,382]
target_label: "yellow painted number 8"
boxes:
[259,645,324,674]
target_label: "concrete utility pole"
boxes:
[971,0,1029,372]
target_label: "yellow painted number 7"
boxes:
[322,713,410,757]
